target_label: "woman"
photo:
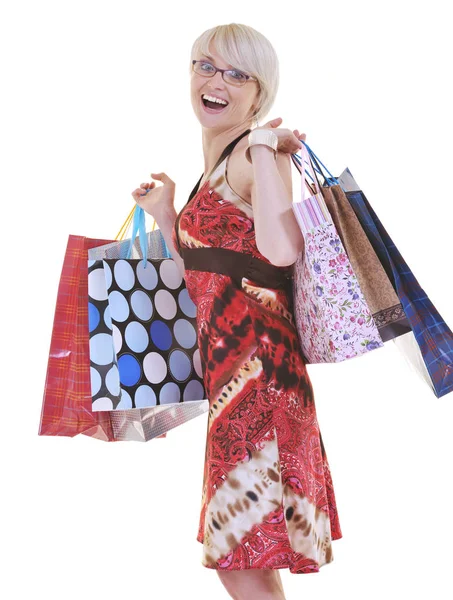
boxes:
[132,23,342,600]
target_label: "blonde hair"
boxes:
[189,23,279,125]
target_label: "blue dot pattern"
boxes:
[88,302,100,332]
[118,354,142,387]
[151,320,173,351]
[87,258,205,410]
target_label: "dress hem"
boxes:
[195,532,343,574]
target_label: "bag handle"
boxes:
[115,205,136,241]
[115,205,157,241]
[290,142,323,199]
[125,205,148,266]
[291,143,334,232]
[291,143,325,192]
[114,204,159,268]
[301,143,342,188]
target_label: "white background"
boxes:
[2,1,453,599]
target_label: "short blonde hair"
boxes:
[189,23,279,125]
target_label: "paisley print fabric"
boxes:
[172,158,343,574]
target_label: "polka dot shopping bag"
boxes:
[39,206,208,442]
[85,206,208,441]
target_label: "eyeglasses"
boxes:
[192,60,258,87]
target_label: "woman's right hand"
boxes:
[131,172,175,217]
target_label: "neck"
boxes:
[201,119,254,180]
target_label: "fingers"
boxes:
[290,131,303,150]
[151,172,175,187]
[132,181,156,201]
[132,190,144,204]
[262,117,283,128]
[292,130,307,153]
[132,187,149,201]
[131,171,171,204]
[140,172,174,186]
[151,172,168,181]
[138,183,154,196]
[269,117,283,128]
[293,129,307,141]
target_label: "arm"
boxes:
[153,204,186,279]
[248,145,305,266]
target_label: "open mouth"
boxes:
[201,95,229,112]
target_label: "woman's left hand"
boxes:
[258,117,306,154]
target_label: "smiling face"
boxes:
[191,43,260,131]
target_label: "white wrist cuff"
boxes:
[245,129,278,164]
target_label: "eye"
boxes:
[229,70,246,80]
[200,61,215,72]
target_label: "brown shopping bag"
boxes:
[297,144,411,343]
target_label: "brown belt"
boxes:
[181,246,293,290]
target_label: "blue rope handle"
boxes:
[291,141,343,189]
[126,205,148,268]
[303,141,341,187]
[291,152,317,184]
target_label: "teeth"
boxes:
[202,94,228,106]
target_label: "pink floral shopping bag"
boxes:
[291,144,384,363]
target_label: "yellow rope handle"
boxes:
[116,216,133,241]
[115,204,157,241]
[115,205,135,241]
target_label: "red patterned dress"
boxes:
[172,145,342,574]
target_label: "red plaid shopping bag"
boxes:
[39,235,117,440]
[39,207,169,441]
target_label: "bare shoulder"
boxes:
[227,135,294,205]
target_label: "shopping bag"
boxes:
[88,218,171,260]
[290,144,384,363]
[342,168,453,398]
[298,148,411,343]
[87,206,209,440]
[39,234,118,441]
[301,145,453,398]
[39,209,173,442]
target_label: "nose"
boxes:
[208,70,225,87]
